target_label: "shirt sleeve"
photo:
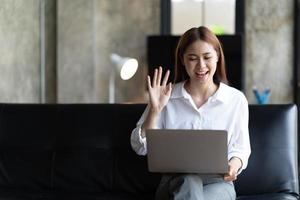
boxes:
[228,94,251,174]
[130,105,163,156]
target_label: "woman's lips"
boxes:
[195,71,209,78]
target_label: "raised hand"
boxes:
[147,66,172,113]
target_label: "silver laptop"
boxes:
[146,129,228,175]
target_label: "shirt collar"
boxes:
[170,81,229,104]
[211,82,229,103]
[170,81,187,99]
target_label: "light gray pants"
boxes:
[155,174,236,200]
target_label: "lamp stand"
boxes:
[109,69,115,103]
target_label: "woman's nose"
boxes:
[197,58,206,68]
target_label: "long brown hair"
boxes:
[174,26,228,84]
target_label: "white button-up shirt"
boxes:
[130,81,251,172]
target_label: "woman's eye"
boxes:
[189,58,198,61]
[204,57,212,60]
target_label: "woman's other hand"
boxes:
[147,66,172,113]
[224,157,242,181]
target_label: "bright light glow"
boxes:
[109,53,139,103]
[120,58,138,80]
[172,0,185,2]
[110,53,138,80]
[172,0,204,2]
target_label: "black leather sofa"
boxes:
[0,103,297,200]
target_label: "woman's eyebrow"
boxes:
[187,52,211,56]
[187,53,198,56]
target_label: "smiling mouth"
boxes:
[195,71,209,77]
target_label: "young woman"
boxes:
[130,26,251,200]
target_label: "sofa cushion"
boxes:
[0,104,56,192]
[235,105,298,197]
[53,104,161,195]
[0,149,53,191]
[111,104,161,194]
[237,193,298,200]
[53,149,113,193]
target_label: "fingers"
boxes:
[152,67,162,87]
[162,70,170,86]
[223,171,237,181]
[223,174,231,181]
[147,75,152,89]
[223,165,237,181]
[150,67,170,87]
[228,174,237,181]
[152,68,157,87]
[156,66,162,85]
[166,82,172,96]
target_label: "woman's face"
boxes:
[182,39,218,85]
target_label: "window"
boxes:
[171,0,236,35]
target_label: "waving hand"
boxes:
[140,67,172,138]
[147,66,172,113]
